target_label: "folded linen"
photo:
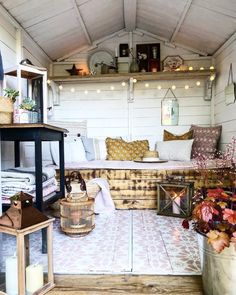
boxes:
[2,183,58,204]
[88,178,115,215]
[1,166,56,185]
[2,177,57,197]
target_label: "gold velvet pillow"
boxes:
[106,138,149,161]
[163,130,193,141]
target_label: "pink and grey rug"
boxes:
[0,210,201,275]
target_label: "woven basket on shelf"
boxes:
[0,97,13,124]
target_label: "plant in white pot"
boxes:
[182,137,236,295]
[18,97,38,123]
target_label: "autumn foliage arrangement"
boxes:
[182,137,236,253]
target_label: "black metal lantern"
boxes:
[157,177,194,217]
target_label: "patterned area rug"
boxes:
[0,210,201,275]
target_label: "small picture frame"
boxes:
[119,44,129,57]
[161,99,179,125]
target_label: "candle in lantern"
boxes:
[26,263,44,294]
[5,255,18,295]
[172,193,181,214]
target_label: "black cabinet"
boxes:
[136,43,161,72]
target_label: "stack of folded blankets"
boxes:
[1,166,58,204]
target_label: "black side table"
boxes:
[0,123,67,252]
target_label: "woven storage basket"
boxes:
[0,97,13,124]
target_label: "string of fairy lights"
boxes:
[47,66,215,94]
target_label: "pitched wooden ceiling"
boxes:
[0,0,236,61]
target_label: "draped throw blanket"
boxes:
[88,178,115,215]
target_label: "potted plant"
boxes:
[18,97,38,123]
[0,88,19,124]
[182,137,236,295]
[3,88,19,103]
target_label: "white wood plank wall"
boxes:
[0,9,52,170]
[214,38,236,150]
[53,78,210,149]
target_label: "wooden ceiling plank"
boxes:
[56,28,126,61]
[170,0,193,43]
[213,31,236,57]
[123,0,137,31]
[193,0,236,19]
[71,0,92,45]
[0,3,52,62]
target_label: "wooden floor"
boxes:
[47,274,203,295]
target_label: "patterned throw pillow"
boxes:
[190,125,222,158]
[163,130,193,141]
[131,140,149,159]
[106,138,149,161]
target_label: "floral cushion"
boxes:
[106,138,149,161]
[163,129,193,141]
[190,125,222,158]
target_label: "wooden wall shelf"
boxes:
[49,70,216,84]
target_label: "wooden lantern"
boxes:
[157,177,194,217]
[0,218,55,295]
[0,192,48,229]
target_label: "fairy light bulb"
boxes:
[185,85,189,90]
[110,86,115,90]
[133,78,137,83]
[47,79,51,84]
[196,81,201,86]
[96,89,101,93]
[157,85,162,90]
[121,81,126,87]
[210,75,215,81]
[200,67,204,70]
[145,83,149,88]
[84,90,88,95]
[58,85,63,90]
[171,85,176,90]
[210,66,215,70]
[70,87,75,93]
[188,66,193,71]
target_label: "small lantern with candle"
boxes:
[0,220,55,294]
[156,176,194,218]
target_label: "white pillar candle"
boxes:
[172,195,181,214]
[26,263,44,294]
[5,255,18,295]
[115,47,118,57]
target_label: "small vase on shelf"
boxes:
[129,58,139,73]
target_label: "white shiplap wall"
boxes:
[214,38,236,150]
[53,78,210,149]
[0,9,52,172]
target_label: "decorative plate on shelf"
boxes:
[162,55,184,71]
[88,49,114,75]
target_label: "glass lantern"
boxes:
[157,179,194,217]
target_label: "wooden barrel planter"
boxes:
[60,193,95,236]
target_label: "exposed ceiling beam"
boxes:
[123,0,137,31]
[71,0,92,45]
[57,29,126,61]
[0,4,52,63]
[135,28,208,56]
[170,0,193,43]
